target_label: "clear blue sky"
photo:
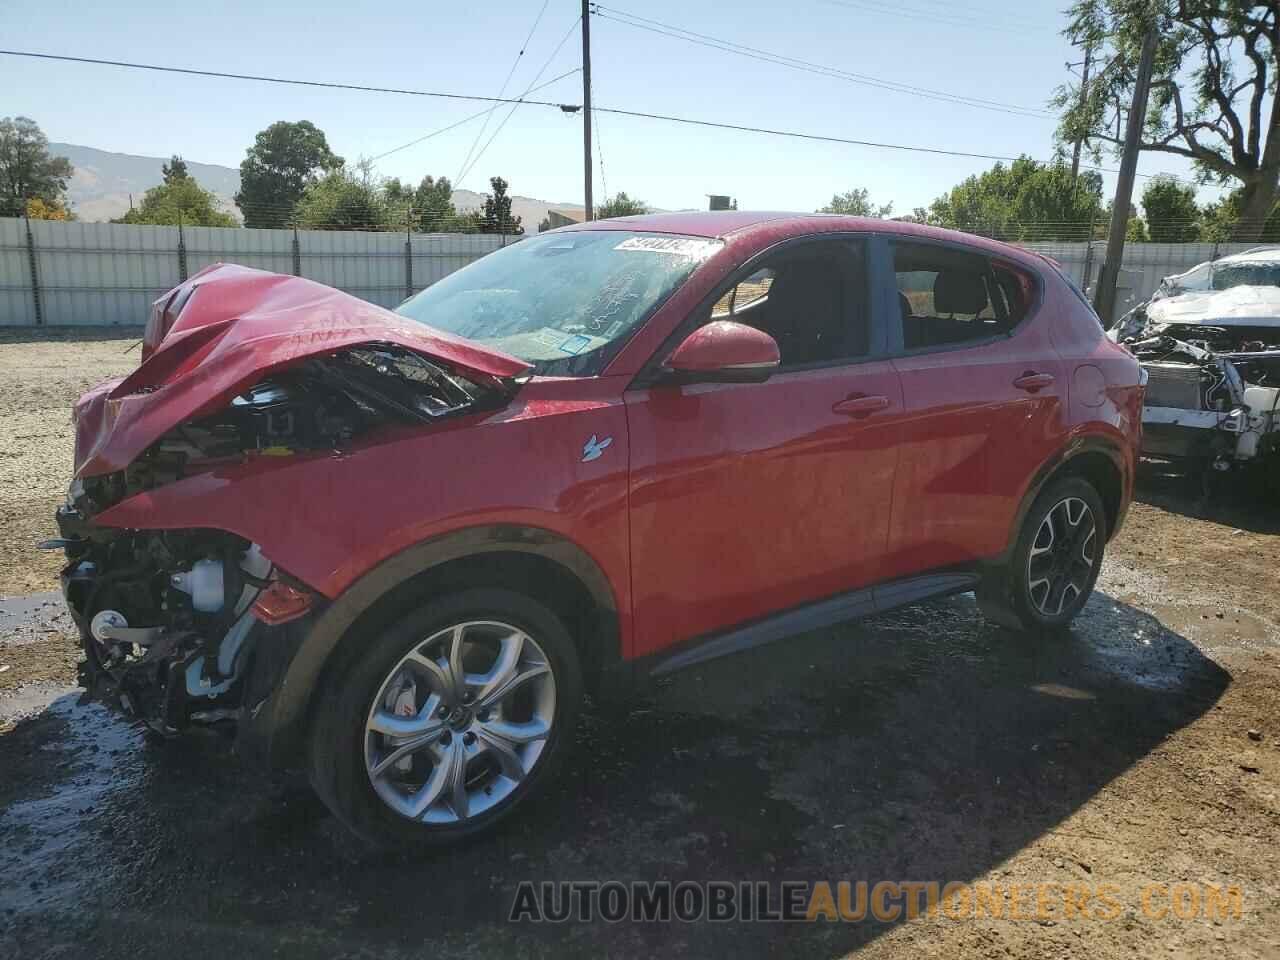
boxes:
[3,0,1209,213]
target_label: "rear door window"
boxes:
[893,242,1031,350]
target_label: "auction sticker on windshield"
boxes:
[614,236,722,258]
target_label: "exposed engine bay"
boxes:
[54,343,507,733]
[1109,249,1280,476]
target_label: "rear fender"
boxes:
[995,434,1131,566]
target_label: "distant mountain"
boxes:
[49,142,587,229]
[51,143,241,222]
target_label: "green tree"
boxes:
[162,155,190,184]
[114,177,237,227]
[1201,186,1280,241]
[414,175,460,231]
[818,188,893,218]
[1055,1,1280,241]
[923,156,1105,240]
[596,191,650,219]
[1141,176,1201,241]
[477,176,522,234]
[0,116,73,218]
[293,161,391,230]
[235,121,343,228]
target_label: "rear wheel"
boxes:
[310,588,582,848]
[977,476,1106,633]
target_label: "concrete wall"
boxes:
[0,218,508,326]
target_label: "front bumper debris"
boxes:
[53,505,306,746]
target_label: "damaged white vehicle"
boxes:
[1109,247,1280,477]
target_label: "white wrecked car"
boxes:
[1109,247,1280,476]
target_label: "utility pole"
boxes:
[1093,20,1158,326]
[1069,44,1093,182]
[581,0,594,221]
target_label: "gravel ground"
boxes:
[0,329,139,598]
[1,335,1278,959]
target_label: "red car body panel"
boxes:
[73,263,531,479]
[79,213,1143,674]
[624,361,904,657]
[96,375,634,635]
[882,300,1068,578]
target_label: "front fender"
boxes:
[240,523,620,771]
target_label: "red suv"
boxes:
[52,212,1143,845]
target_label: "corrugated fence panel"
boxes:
[185,225,295,277]
[1020,240,1273,313]
[410,234,505,297]
[300,229,406,309]
[13,218,1262,328]
[34,220,181,326]
[0,219,512,325]
[0,218,36,325]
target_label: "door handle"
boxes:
[1013,371,1056,393]
[833,395,891,417]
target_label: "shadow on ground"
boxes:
[1136,459,1280,534]
[0,590,1229,959]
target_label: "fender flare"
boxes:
[250,524,619,768]
[996,435,1131,565]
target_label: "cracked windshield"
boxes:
[395,230,720,375]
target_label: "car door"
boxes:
[623,237,905,659]
[882,238,1068,577]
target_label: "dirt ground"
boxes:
[0,329,139,599]
[1,335,1278,959]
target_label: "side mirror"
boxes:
[663,321,780,384]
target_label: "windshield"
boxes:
[395,230,722,376]
[1212,262,1280,291]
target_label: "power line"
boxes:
[594,73,608,205]
[371,68,579,162]
[455,0,552,184]
[0,49,581,110]
[457,16,583,186]
[588,102,1197,185]
[4,47,1196,186]
[595,5,1052,119]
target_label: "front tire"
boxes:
[977,475,1106,633]
[309,588,582,848]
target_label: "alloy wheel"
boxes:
[363,620,557,824]
[1026,496,1097,617]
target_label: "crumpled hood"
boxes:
[1146,285,1280,328]
[73,263,531,479]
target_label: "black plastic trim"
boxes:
[647,569,979,678]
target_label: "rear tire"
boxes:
[309,588,582,849]
[977,475,1106,633]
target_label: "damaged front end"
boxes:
[1127,328,1280,470]
[1110,251,1280,474]
[54,521,291,733]
[49,265,529,740]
